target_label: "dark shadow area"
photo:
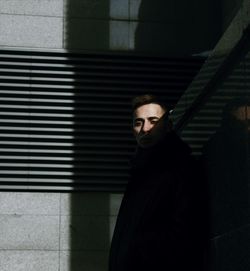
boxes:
[62,1,211,270]
[175,48,250,270]
[203,98,250,238]
[135,0,222,56]
[221,0,244,31]
[67,52,204,270]
[64,0,110,51]
[202,96,250,271]
[64,2,111,270]
[63,192,111,271]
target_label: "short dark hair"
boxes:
[131,94,168,113]
[222,97,250,123]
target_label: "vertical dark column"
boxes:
[64,1,111,270]
[64,0,110,50]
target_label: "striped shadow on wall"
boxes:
[0,49,204,191]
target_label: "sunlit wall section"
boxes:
[0,50,75,190]
[108,0,141,50]
[0,0,63,49]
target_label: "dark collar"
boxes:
[130,131,191,175]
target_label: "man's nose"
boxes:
[142,121,153,133]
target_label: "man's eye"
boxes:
[134,122,142,127]
[150,120,158,124]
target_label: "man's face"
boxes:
[232,105,250,131]
[133,103,167,148]
[233,106,250,121]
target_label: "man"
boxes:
[109,94,206,271]
[202,98,249,237]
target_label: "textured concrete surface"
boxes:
[0,0,63,16]
[64,18,109,50]
[60,250,109,271]
[0,215,59,250]
[110,0,129,20]
[0,0,221,53]
[60,215,110,250]
[0,251,59,271]
[109,20,130,50]
[0,192,122,271]
[60,193,122,216]
[0,192,60,215]
[64,0,110,19]
[0,15,63,48]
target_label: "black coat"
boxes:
[109,131,207,271]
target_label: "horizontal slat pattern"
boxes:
[174,53,250,156]
[0,49,204,191]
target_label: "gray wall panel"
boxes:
[0,15,63,48]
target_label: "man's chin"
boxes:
[137,138,155,148]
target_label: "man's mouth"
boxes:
[139,133,151,140]
[138,135,153,144]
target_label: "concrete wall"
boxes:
[0,1,230,271]
[0,0,222,55]
[0,192,122,271]
[0,0,64,49]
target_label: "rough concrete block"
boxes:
[61,193,110,215]
[65,0,129,20]
[129,21,138,50]
[0,192,60,215]
[109,193,123,215]
[64,0,109,19]
[109,20,130,50]
[60,250,108,271]
[0,215,59,250]
[0,250,59,271]
[60,192,122,216]
[129,0,142,20]
[0,14,63,48]
[60,215,110,250]
[64,18,130,51]
[0,0,63,16]
[110,0,129,20]
[109,215,118,243]
[64,18,109,50]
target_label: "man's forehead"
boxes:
[134,103,165,119]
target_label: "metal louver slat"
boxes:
[0,49,204,191]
